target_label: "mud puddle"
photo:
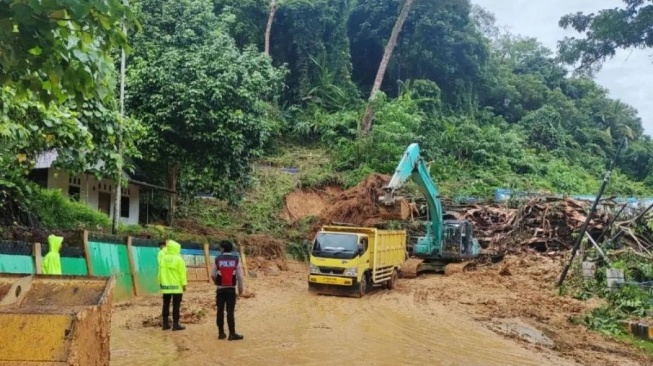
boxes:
[111,266,577,366]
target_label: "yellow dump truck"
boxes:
[308,225,407,297]
[0,274,115,365]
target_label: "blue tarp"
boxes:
[493,188,653,207]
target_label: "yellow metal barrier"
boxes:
[0,274,115,366]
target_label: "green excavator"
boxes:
[380,143,482,278]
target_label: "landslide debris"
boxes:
[311,174,411,233]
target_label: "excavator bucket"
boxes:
[400,258,424,278]
[0,274,115,366]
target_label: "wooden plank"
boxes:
[82,230,94,276]
[125,236,139,296]
[203,242,212,283]
[33,242,43,275]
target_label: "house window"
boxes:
[68,185,81,201]
[121,196,130,218]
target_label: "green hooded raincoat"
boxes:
[43,234,63,275]
[158,240,187,294]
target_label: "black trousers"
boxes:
[216,288,237,334]
[162,293,183,323]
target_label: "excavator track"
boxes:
[443,261,477,276]
[400,258,424,279]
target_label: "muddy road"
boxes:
[110,259,649,366]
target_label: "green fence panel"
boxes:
[0,254,34,274]
[60,257,88,276]
[132,246,160,295]
[0,240,34,274]
[88,239,133,301]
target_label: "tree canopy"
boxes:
[4,0,653,225]
[0,0,140,199]
[126,0,286,201]
[558,0,653,75]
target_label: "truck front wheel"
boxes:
[358,273,369,298]
[386,269,398,290]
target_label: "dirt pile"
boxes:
[281,186,342,223]
[1,226,83,246]
[311,174,411,232]
[424,255,650,366]
[450,197,612,254]
[175,219,233,238]
[237,233,285,259]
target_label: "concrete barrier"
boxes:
[623,321,653,341]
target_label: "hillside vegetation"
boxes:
[2,0,653,230]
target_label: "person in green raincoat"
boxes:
[158,240,187,331]
[42,234,63,275]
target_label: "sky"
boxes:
[472,0,653,136]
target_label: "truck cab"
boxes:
[308,226,406,298]
[309,231,369,287]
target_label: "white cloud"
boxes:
[473,0,653,136]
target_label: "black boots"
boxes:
[228,333,243,341]
[162,318,171,330]
[162,317,185,331]
[218,332,243,340]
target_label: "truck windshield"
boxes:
[312,233,358,259]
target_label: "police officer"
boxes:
[211,240,244,341]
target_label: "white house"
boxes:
[29,150,171,226]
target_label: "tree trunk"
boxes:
[264,0,277,55]
[167,162,179,226]
[360,0,415,135]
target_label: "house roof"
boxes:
[34,150,58,169]
[33,149,176,194]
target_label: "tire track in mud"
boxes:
[112,271,578,366]
[361,287,563,366]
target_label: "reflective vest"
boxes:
[214,254,239,287]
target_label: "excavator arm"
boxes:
[381,143,443,250]
[381,143,483,278]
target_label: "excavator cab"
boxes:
[441,220,476,259]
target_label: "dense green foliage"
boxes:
[4,0,653,229]
[29,188,110,230]
[559,0,653,75]
[0,0,142,208]
[568,252,653,337]
[126,0,286,200]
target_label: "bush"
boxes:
[29,188,110,230]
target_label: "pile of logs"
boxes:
[456,197,613,254]
[398,197,653,256]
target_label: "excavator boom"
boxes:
[381,143,443,256]
[383,143,481,278]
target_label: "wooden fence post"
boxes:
[239,244,250,279]
[33,242,42,275]
[203,242,212,284]
[125,236,139,296]
[83,230,94,276]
